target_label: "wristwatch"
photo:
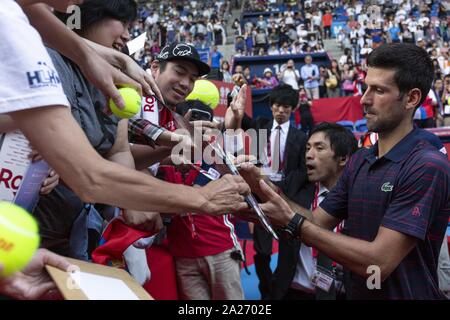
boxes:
[280,213,305,240]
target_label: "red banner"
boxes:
[295,95,364,125]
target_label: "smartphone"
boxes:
[190,108,213,121]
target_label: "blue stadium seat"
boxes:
[355,119,368,132]
[335,15,349,22]
[336,120,355,132]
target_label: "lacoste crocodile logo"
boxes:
[381,182,393,192]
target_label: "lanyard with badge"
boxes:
[310,183,336,293]
[263,126,285,182]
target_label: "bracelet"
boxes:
[296,214,306,240]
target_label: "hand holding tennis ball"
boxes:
[109,87,141,118]
[0,202,40,277]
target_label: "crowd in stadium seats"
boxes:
[130,0,450,126]
[128,0,233,70]
[233,0,450,127]
[127,0,450,124]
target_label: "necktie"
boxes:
[271,125,281,172]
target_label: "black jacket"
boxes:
[270,183,316,300]
[241,114,308,199]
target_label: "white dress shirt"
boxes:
[291,184,329,293]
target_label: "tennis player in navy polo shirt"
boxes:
[241,43,450,299]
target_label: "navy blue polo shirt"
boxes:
[320,127,450,299]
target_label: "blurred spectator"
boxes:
[414,89,438,128]
[268,29,280,44]
[221,60,233,83]
[268,42,280,55]
[213,19,226,45]
[208,45,224,80]
[234,64,244,74]
[441,77,450,126]
[255,27,269,55]
[308,35,318,50]
[138,47,153,71]
[433,78,445,127]
[149,39,161,56]
[280,41,291,55]
[318,65,328,98]
[433,59,443,80]
[279,59,300,90]
[232,18,242,36]
[315,42,325,53]
[322,10,332,39]
[353,63,366,96]
[341,63,355,97]
[417,37,427,50]
[339,48,353,68]
[235,35,246,55]
[287,26,298,43]
[256,15,268,30]
[243,66,253,86]
[297,87,314,134]
[245,31,254,55]
[291,41,302,54]
[244,20,254,34]
[297,23,308,41]
[359,43,372,68]
[300,55,320,100]
[255,68,279,89]
[325,59,341,98]
[256,46,265,56]
[337,28,347,50]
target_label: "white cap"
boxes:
[264,68,273,74]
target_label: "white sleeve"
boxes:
[0,0,69,114]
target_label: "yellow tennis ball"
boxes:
[186,79,220,109]
[109,87,141,118]
[0,202,40,277]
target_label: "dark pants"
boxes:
[323,26,331,39]
[253,224,273,300]
[300,105,314,134]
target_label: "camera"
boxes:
[230,250,244,261]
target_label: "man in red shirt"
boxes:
[161,101,244,300]
[322,10,333,39]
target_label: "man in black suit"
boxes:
[271,122,358,300]
[227,84,308,299]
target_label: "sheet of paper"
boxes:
[127,32,147,55]
[71,271,139,300]
[0,131,32,202]
[14,160,50,212]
